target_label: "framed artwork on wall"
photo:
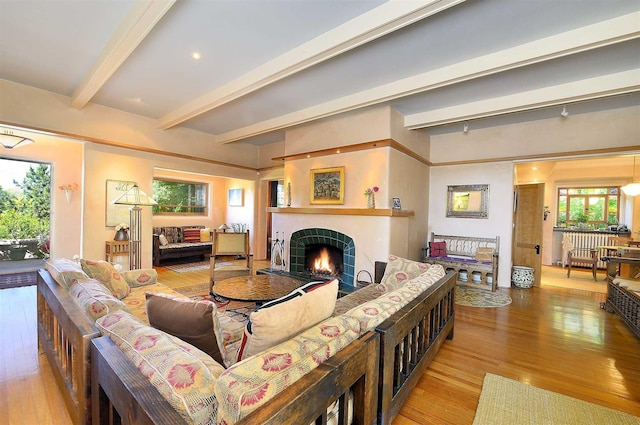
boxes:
[228,188,244,206]
[106,179,136,226]
[392,197,402,210]
[310,166,345,205]
[446,184,489,218]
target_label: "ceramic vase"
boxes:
[114,230,128,241]
[367,193,375,209]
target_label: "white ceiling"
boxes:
[0,0,638,146]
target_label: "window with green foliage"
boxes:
[556,187,619,229]
[152,179,207,215]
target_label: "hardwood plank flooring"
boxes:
[1,264,638,424]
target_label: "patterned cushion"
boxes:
[379,255,432,292]
[96,310,224,425]
[200,228,211,242]
[332,283,386,316]
[81,259,131,299]
[343,284,426,334]
[45,258,89,288]
[69,278,130,320]
[124,283,189,324]
[475,247,495,262]
[236,279,339,361]
[215,315,360,424]
[429,241,447,257]
[120,269,158,287]
[146,292,226,365]
[183,228,202,243]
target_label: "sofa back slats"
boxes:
[375,271,456,425]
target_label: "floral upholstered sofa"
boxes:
[39,255,455,425]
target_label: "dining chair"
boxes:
[566,248,598,281]
[608,236,632,247]
[209,230,253,295]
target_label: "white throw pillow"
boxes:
[158,234,169,246]
[236,279,339,361]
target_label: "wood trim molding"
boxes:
[430,145,640,167]
[267,207,414,217]
[272,138,431,166]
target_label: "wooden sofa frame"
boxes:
[37,268,99,425]
[425,232,499,291]
[91,331,380,425]
[38,260,456,425]
[603,256,640,338]
[374,263,456,424]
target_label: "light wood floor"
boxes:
[1,264,639,424]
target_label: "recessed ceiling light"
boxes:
[532,166,538,171]
[126,97,143,103]
[192,52,201,60]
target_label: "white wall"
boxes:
[429,162,514,288]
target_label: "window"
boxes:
[152,179,207,215]
[556,186,619,229]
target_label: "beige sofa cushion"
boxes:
[45,258,89,288]
[236,279,338,361]
[96,310,224,425]
[120,269,158,287]
[69,278,130,320]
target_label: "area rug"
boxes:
[473,373,640,425]
[164,261,210,273]
[0,271,37,290]
[456,286,512,308]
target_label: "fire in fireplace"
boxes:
[305,244,343,278]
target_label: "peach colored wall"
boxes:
[0,79,260,167]
[0,132,83,260]
[82,143,257,269]
[429,162,514,288]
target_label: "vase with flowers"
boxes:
[59,183,79,203]
[364,186,379,209]
[114,222,129,241]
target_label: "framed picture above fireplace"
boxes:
[310,166,345,205]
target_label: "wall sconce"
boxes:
[59,183,79,203]
[543,206,550,221]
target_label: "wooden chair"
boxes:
[209,230,253,295]
[566,248,598,281]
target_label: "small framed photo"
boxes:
[228,188,244,207]
[392,197,402,210]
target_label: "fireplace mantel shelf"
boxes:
[267,207,414,217]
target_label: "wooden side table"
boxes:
[105,240,129,263]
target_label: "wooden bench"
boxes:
[603,256,640,338]
[424,232,499,291]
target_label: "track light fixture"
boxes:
[463,122,469,133]
[560,106,569,118]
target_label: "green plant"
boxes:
[574,211,588,224]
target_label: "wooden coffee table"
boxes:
[212,274,303,304]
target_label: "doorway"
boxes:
[0,158,52,274]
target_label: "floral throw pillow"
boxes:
[120,269,157,287]
[379,255,432,292]
[80,259,131,299]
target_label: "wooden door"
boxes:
[513,183,544,286]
